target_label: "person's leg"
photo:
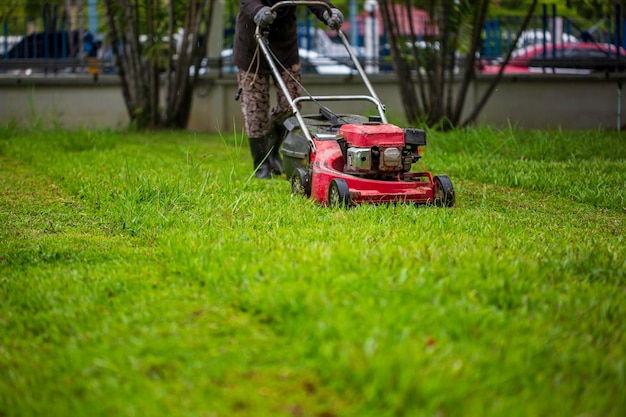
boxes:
[237,69,272,179]
[268,63,303,175]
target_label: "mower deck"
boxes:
[282,114,455,208]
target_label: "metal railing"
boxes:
[2,3,626,76]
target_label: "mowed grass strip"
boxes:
[0,126,625,417]
[0,139,353,417]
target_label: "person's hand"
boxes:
[254,6,276,27]
[323,8,344,30]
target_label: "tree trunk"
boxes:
[164,0,215,129]
[145,0,160,126]
[377,0,540,130]
[103,0,135,123]
[461,0,539,127]
[452,0,490,125]
[103,0,216,130]
[379,0,421,123]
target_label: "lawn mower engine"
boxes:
[336,120,426,180]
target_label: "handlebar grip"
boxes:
[269,1,332,14]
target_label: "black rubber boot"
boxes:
[248,137,272,179]
[266,122,286,175]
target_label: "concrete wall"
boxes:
[0,76,131,130]
[1,72,624,131]
[474,74,625,130]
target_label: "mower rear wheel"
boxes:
[291,167,311,197]
[328,178,351,208]
[433,175,455,207]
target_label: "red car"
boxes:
[480,42,626,74]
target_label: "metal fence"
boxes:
[1,2,625,76]
[481,3,624,60]
[1,0,106,75]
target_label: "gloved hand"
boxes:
[323,8,344,30]
[254,6,276,27]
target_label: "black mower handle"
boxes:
[255,1,333,36]
[269,1,332,15]
[253,0,387,151]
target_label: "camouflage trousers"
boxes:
[237,63,302,139]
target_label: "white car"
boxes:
[514,29,579,49]
[298,48,354,74]
[197,48,354,75]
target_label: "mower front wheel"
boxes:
[433,175,455,207]
[328,178,351,208]
[291,167,311,197]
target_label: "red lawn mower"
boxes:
[257,1,455,208]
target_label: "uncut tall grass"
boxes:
[1,125,624,417]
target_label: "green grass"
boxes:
[1,125,625,417]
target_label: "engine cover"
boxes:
[339,123,405,148]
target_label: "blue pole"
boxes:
[542,3,547,68]
[306,13,311,50]
[484,20,491,58]
[615,2,621,59]
[3,21,7,60]
[61,18,66,59]
[43,6,49,59]
[53,5,58,59]
[349,0,358,47]
[608,15,612,51]
[88,0,99,34]
[3,20,7,72]
[612,4,621,131]
[551,4,556,58]
[494,19,500,57]
[28,20,33,58]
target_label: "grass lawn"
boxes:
[0,125,624,417]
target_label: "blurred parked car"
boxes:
[0,36,23,55]
[512,29,579,49]
[198,48,355,76]
[299,27,364,59]
[6,30,100,59]
[298,48,355,74]
[480,42,626,74]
